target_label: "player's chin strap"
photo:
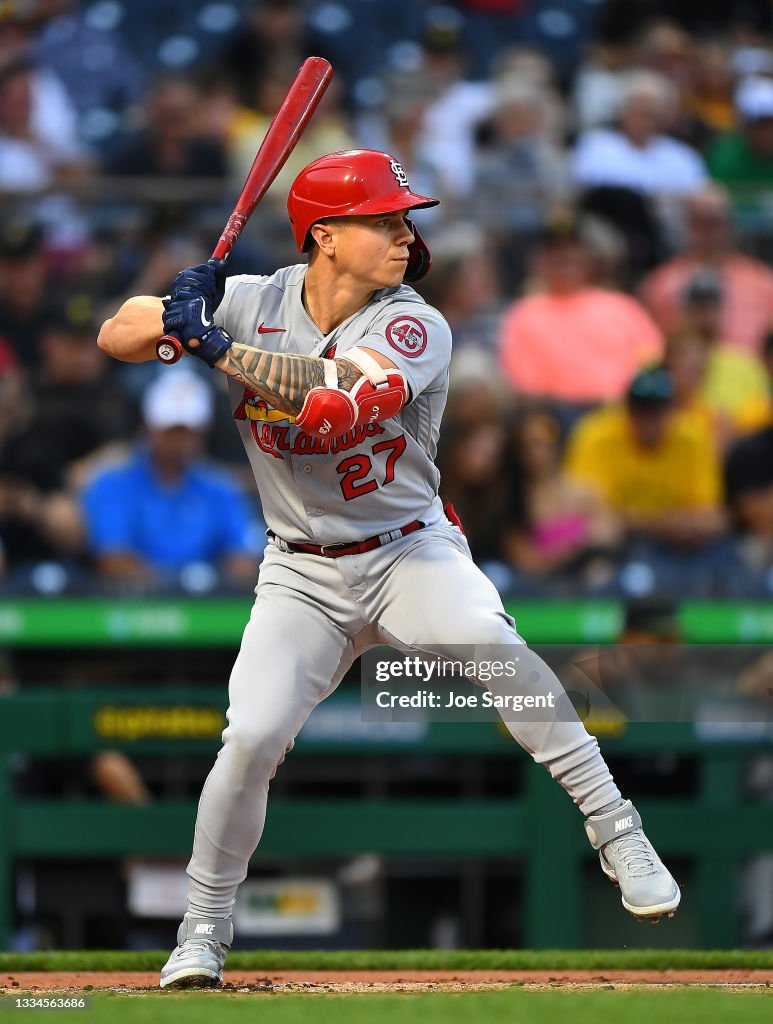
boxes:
[295,347,408,438]
[404,217,432,283]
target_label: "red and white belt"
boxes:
[268,520,425,558]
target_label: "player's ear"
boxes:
[309,220,338,257]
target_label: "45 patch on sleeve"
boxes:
[385,316,427,358]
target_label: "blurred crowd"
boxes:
[2,0,773,598]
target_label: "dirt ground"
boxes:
[3,969,773,993]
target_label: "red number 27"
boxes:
[336,435,407,501]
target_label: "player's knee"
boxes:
[444,610,519,647]
[221,725,291,784]
[478,611,521,647]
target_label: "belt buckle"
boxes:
[319,543,342,558]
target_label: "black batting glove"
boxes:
[162,257,231,368]
[161,296,234,368]
[169,258,227,311]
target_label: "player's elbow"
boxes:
[97,308,132,359]
[97,317,115,356]
[95,296,164,363]
[296,368,409,438]
[295,396,354,439]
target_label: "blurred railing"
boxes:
[5,176,773,250]
[3,596,773,644]
[1,684,773,949]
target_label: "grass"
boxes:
[3,948,773,972]
[17,989,772,1024]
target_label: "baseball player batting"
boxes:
[98,149,680,989]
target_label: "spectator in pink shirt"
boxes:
[639,184,773,355]
[498,224,663,403]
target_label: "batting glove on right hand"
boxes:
[168,258,227,310]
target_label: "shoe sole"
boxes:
[600,854,681,923]
[159,968,222,990]
[622,891,681,923]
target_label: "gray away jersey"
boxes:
[215,263,452,544]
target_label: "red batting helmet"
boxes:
[287,149,439,281]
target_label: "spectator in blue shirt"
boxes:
[82,369,261,590]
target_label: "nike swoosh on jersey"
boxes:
[257,323,286,334]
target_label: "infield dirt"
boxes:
[3,969,773,993]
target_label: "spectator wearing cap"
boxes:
[81,369,260,590]
[497,224,663,405]
[640,183,773,355]
[0,295,138,574]
[0,218,49,370]
[662,269,769,449]
[564,367,725,548]
[707,77,773,195]
[1,294,138,490]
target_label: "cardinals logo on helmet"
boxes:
[389,159,410,188]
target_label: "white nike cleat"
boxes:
[159,914,232,989]
[585,800,681,923]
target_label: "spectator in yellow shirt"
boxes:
[680,269,768,412]
[734,332,773,436]
[565,367,725,548]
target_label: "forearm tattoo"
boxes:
[222,344,361,417]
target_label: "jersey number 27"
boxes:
[336,435,407,501]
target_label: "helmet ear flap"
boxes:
[404,218,432,283]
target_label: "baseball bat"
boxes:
[156,55,333,364]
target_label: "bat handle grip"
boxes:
[156,334,183,364]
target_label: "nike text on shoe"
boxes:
[584,799,681,923]
[159,914,233,989]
